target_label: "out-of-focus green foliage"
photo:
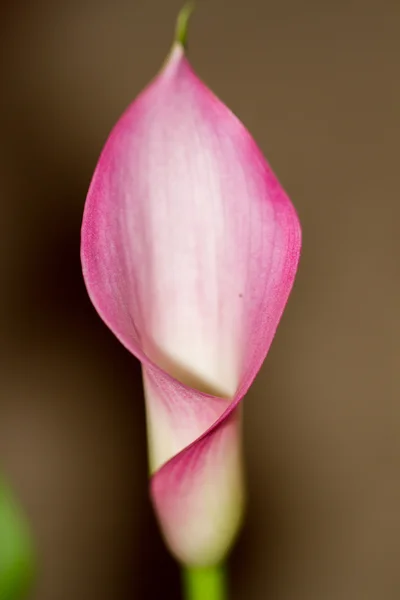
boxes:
[0,479,35,600]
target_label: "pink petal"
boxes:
[81,43,301,565]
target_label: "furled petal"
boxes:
[81,41,301,566]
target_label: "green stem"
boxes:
[182,565,227,600]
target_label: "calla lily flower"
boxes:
[81,10,301,568]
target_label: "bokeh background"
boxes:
[1,0,399,598]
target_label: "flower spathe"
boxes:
[81,35,301,566]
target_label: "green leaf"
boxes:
[0,479,35,600]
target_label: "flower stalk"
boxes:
[183,565,227,600]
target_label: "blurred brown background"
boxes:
[0,0,399,598]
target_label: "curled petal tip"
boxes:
[175,1,196,48]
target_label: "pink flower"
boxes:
[81,15,301,567]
